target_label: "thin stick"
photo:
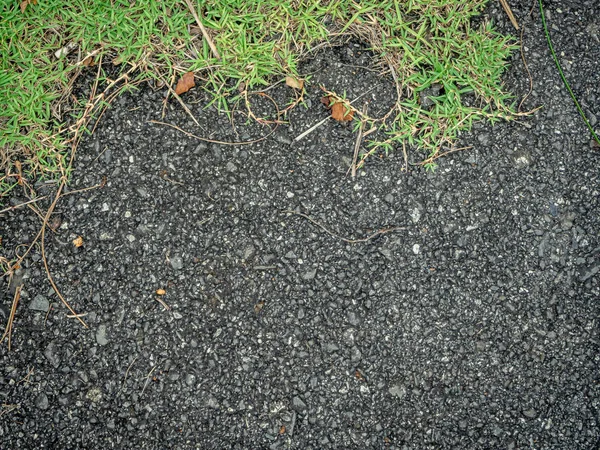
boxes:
[18,367,34,384]
[351,104,368,177]
[61,177,106,197]
[183,0,220,60]
[141,365,157,397]
[161,72,176,119]
[149,120,277,146]
[0,285,22,351]
[499,0,519,30]
[418,145,473,166]
[40,181,88,328]
[66,313,88,319]
[74,47,103,66]
[294,116,330,142]
[156,71,203,130]
[44,304,53,327]
[118,356,139,397]
[0,404,19,419]
[402,142,408,172]
[0,197,47,215]
[283,210,405,244]
[156,295,171,311]
[294,87,376,142]
[518,27,534,113]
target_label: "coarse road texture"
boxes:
[1,1,599,449]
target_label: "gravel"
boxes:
[1,1,599,448]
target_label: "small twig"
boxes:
[26,202,52,232]
[0,285,22,351]
[0,404,20,419]
[162,72,176,119]
[0,197,47,215]
[66,313,88,319]
[44,303,53,327]
[40,180,88,328]
[242,90,286,125]
[18,367,34,385]
[118,356,139,397]
[141,365,158,397]
[294,116,330,142]
[149,120,277,146]
[91,145,108,164]
[155,295,171,311]
[159,171,185,186]
[351,104,368,177]
[253,265,277,270]
[183,0,220,60]
[418,145,473,166]
[499,0,519,30]
[294,87,376,142]
[74,47,103,66]
[282,210,405,244]
[249,78,286,95]
[156,71,203,130]
[61,177,106,197]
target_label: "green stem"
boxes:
[538,0,600,146]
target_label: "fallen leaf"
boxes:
[279,425,286,435]
[82,56,95,67]
[285,76,304,90]
[330,101,354,122]
[156,288,166,296]
[175,71,195,95]
[20,0,36,13]
[321,95,354,122]
[72,236,84,248]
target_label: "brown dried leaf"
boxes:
[331,101,354,122]
[320,95,331,107]
[20,0,36,13]
[82,56,95,67]
[156,288,166,296]
[175,71,195,95]
[72,236,84,248]
[285,76,304,90]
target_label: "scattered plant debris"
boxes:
[175,72,195,96]
[285,76,304,90]
[321,95,354,122]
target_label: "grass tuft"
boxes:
[0,0,517,197]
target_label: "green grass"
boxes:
[0,0,517,196]
[538,0,600,147]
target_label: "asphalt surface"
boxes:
[1,1,599,448]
